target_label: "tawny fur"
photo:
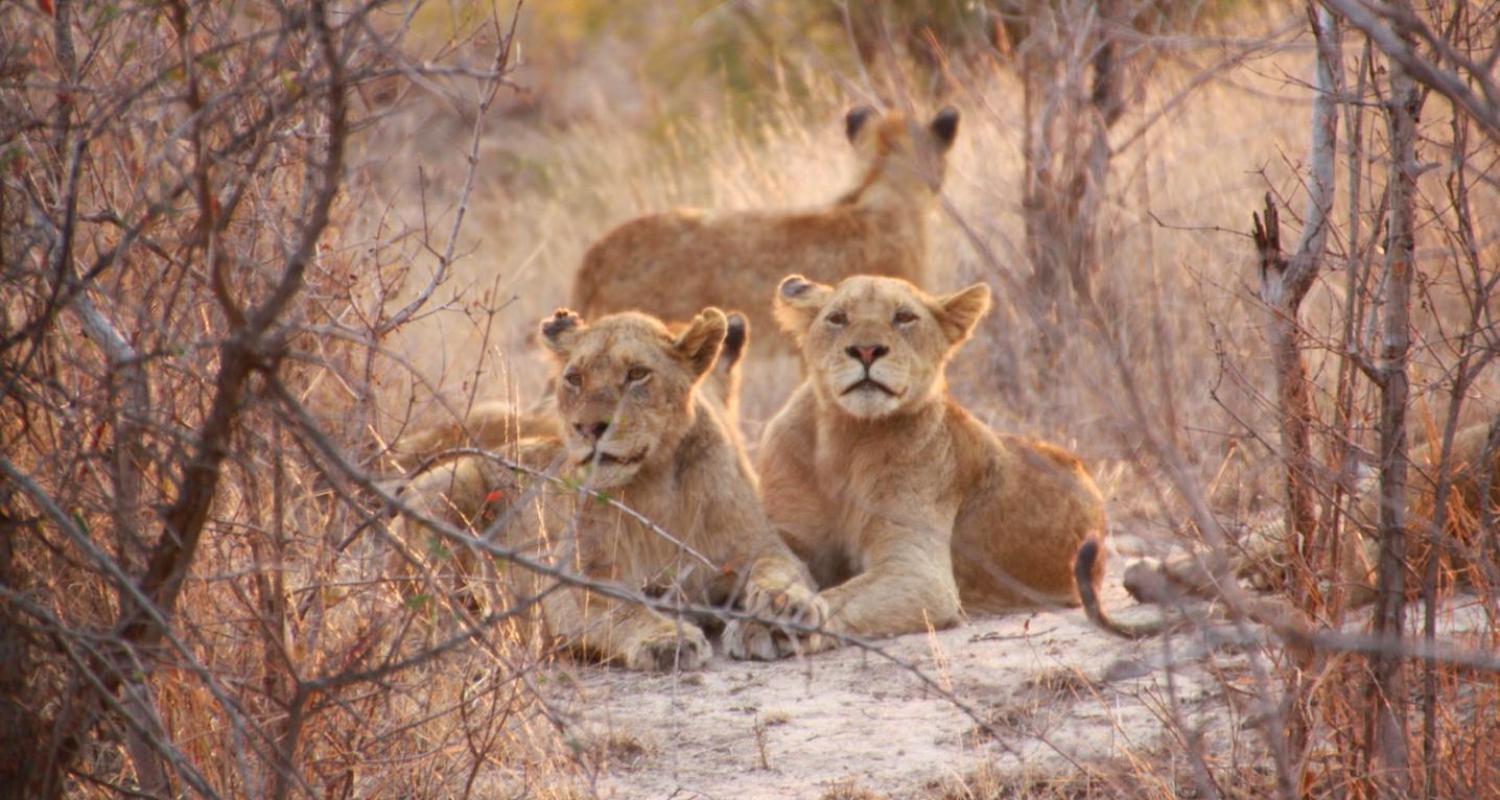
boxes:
[387,400,560,472]
[570,107,958,354]
[756,274,1115,651]
[387,314,750,471]
[393,308,822,671]
[1405,421,1500,587]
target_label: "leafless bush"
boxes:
[1137,3,1500,797]
[0,2,589,797]
[931,2,1500,796]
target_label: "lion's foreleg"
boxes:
[806,528,961,650]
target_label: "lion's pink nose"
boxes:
[846,344,888,366]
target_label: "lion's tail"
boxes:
[1075,538,1165,640]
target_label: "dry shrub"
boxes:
[1,2,587,797]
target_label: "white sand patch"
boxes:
[537,572,1252,799]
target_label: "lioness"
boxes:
[571,106,959,356]
[393,307,823,670]
[757,274,1142,651]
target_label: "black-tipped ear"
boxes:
[720,312,749,370]
[540,308,584,357]
[673,308,729,379]
[929,106,959,150]
[777,274,822,302]
[845,105,876,143]
[773,274,834,335]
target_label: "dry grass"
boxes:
[924,759,1203,800]
[822,778,893,800]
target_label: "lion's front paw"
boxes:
[621,622,710,672]
[743,579,828,630]
[723,619,799,661]
[792,628,842,656]
[722,608,842,662]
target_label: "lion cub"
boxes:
[757,274,1143,651]
[387,313,750,471]
[571,106,959,356]
[393,307,823,670]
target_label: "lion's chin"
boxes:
[834,387,904,419]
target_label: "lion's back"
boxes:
[572,205,924,347]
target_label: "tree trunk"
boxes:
[1248,11,1341,775]
[1250,6,1342,614]
[0,500,41,800]
[1021,1,1124,317]
[1253,196,1321,598]
[1369,25,1422,794]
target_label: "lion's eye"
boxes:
[563,369,583,388]
[894,309,918,325]
[625,366,651,383]
[826,310,849,326]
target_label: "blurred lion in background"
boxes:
[571,106,960,358]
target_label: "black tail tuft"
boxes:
[1074,540,1106,626]
[1075,539,1159,640]
[1075,539,1101,582]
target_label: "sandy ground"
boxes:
[525,562,1499,800]
[535,552,1255,800]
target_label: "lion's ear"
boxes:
[540,308,586,358]
[845,105,877,143]
[929,107,959,152]
[773,274,834,334]
[931,283,990,345]
[673,307,728,379]
[720,312,750,371]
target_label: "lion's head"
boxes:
[541,306,728,488]
[774,274,990,419]
[840,105,959,203]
